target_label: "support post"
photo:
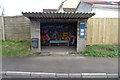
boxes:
[30,21,41,53]
[77,21,86,52]
[1,9,5,41]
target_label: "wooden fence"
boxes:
[86,18,119,45]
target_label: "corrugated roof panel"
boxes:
[42,13,46,18]
[84,13,91,18]
[58,13,60,18]
[70,13,76,18]
[49,12,53,18]
[42,13,47,18]
[55,13,58,18]
[65,12,69,18]
[62,12,67,18]
[22,12,95,19]
[61,12,65,18]
[46,13,51,18]
[74,13,80,18]
[69,12,75,18]
[81,13,88,18]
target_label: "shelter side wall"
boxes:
[77,20,87,52]
[30,21,41,53]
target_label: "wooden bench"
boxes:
[49,40,69,46]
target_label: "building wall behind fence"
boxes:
[4,16,30,41]
[87,18,118,45]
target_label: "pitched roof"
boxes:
[75,0,120,11]
[58,0,80,11]
[81,0,120,5]
[43,9,57,12]
[63,8,76,12]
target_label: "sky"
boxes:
[0,0,65,16]
[0,0,119,16]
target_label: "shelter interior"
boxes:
[40,21,77,52]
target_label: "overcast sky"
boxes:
[0,0,119,16]
[0,0,65,16]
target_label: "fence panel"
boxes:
[87,18,118,45]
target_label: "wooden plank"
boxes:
[94,18,99,43]
[105,18,110,44]
[112,18,118,44]
[98,19,103,43]
[91,18,94,44]
[86,43,113,45]
[102,19,106,44]
[86,18,118,45]
[86,18,92,44]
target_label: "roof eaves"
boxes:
[22,12,95,19]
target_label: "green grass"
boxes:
[0,40,2,56]
[79,45,118,57]
[1,40,119,57]
[1,40,33,57]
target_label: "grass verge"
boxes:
[79,45,118,57]
[1,40,33,57]
[0,40,2,56]
[1,40,119,57]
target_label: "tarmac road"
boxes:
[2,56,118,74]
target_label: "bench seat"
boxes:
[49,40,69,46]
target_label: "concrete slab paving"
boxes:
[6,71,30,76]
[82,73,107,78]
[56,73,69,78]
[107,74,118,78]
[31,72,56,78]
[2,71,119,78]
[69,73,81,78]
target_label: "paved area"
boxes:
[2,56,118,74]
[41,46,76,52]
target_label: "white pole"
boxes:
[1,8,5,41]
